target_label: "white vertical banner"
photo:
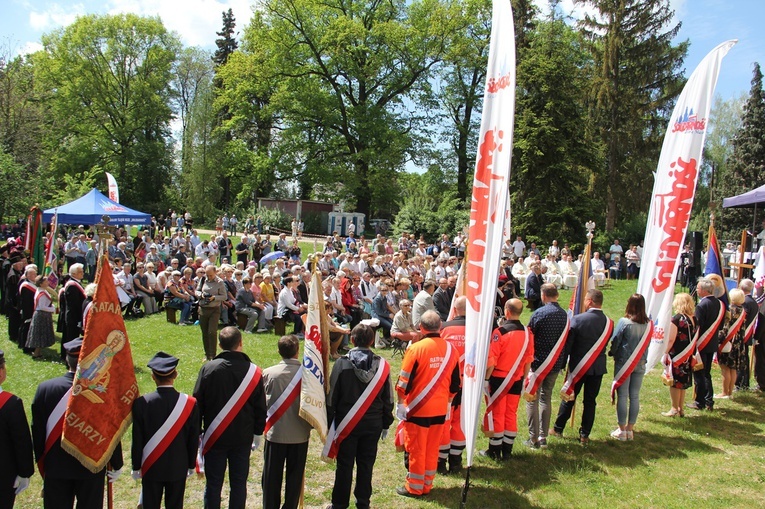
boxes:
[106,172,119,203]
[461,0,516,468]
[299,267,329,441]
[638,40,736,371]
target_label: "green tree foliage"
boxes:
[578,0,688,232]
[212,8,240,211]
[35,14,180,212]
[0,149,40,222]
[716,63,765,238]
[688,94,744,235]
[510,15,597,244]
[0,52,44,173]
[436,0,492,203]
[241,0,457,219]
[392,167,469,241]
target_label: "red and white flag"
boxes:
[461,0,516,468]
[638,40,736,371]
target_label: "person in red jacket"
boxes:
[395,310,460,498]
[481,299,534,460]
[438,296,467,474]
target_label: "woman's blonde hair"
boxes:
[673,292,695,316]
[729,288,745,306]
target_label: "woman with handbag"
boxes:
[662,293,696,417]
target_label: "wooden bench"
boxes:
[236,312,249,330]
[274,316,286,336]
[166,307,178,324]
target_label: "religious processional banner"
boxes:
[44,210,59,287]
[61,253,139,472]
[299,267,330,441]
[27,206,45,268]
[639,40,736,371]
[462,0,516,468]
[704,225,729,307]
[570,242,593,316]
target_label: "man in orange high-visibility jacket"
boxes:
[481,298,534,460]
[395,310,460,498]
[438,296,467,474]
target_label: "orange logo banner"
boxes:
[61,253,139,472]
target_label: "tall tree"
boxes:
[510,14,597,243]
[36,14,180,210]
[245,0,457,219]
[578,0,687,231]
[173,47,214,178]
[212,8,239,211]
[716,63,765,238]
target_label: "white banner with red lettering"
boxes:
[638,40,736,371]
[299,268,329,441]
[106,172,119,203]
[461,0,516,468]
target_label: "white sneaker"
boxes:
[626,430,634,441]
[610,428,627,441]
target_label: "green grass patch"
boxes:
[4,279,765,508]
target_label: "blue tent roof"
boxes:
[43,188,151,225]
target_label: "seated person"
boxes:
[371,284,394,344]
[511,259,529,290]
[390,299,421,346]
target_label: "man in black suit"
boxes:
[525,262,543,311]
[31,338,123,509]
[194,327,267,509]
[62,264,86,358]
[690,278,723,410]
[132,352,200,509]
[736,279,760,390]
[552,289,609,443]
[5,254,24,347]
[432,278,451,321]
[0,350,34,508]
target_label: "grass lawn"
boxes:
[4,279,765,508]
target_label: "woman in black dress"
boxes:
[663,293,696,417]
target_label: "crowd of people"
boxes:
[3,221,765,509]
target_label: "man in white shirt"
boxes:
[591,252,606,286]
[511,236,526,260]
[502,239,514,259]
[548,240,560,260]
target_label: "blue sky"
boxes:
[1,0,762,102]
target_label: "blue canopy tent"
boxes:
[42,188,151,225]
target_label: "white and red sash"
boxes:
[0,390,12,410]
[141,393,197,476]
[65,279,86,297]
[484,328,530,433]
[20,280,37,295]
[672,318,697,368]
[744,313,758,344]
[610,321,654,403]
[719,310,746,354]
[696,302,725,352]
[264,369,302,434]
[523,316,569,397]
[34,290,52,312]
[38,387,72,477]
[82,301,93,331]
[561,317,614,400]
[322,360,390,460]
[405,343,454,417]
[199,364,261,457]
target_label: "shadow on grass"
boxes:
[461,427,721,495]
[430,475,547,509]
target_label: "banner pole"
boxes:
[460,465,471,509]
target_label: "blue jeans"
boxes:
[616,372,644,425]
[204,446,251,509]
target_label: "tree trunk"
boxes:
[354,158,372,220]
